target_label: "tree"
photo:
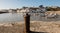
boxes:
[39,5,43,8]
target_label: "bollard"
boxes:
[24,13,30,33]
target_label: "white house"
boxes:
[20,8,29,13]
[20,6,47,13]
[9,9,17,13]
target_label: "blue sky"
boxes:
[0,0,60,9]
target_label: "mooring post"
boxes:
[24,13,30,33]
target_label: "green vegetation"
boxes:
[46,7,60,11]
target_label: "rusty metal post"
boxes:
[24,13,30,33]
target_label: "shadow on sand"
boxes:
[30,31,48,33]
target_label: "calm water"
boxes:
[0,13,24,23]
[0,13,39,23]
[0,13,44,22]
[0,13,58,23]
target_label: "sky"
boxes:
[0,0,60,9]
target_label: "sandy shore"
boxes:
[0,21,60,33]
[30,21,60,33]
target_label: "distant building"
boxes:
[20,6,46,13]
[16,9,22,13]
[19,7,30,13]
[0,9,9,13]
[46,6,58,8]
[9,9,17,13]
